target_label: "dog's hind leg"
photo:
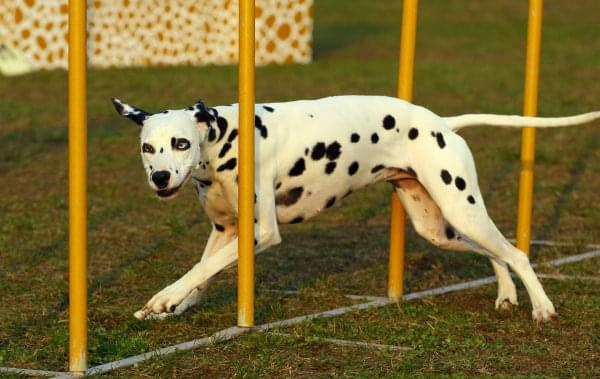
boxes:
[392,176,518,310]
[407,131,555,321]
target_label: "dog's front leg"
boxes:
[135,220,281,319]
[136,234,239,318]
[135,225,236,320]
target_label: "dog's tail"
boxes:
[444,111,600,131]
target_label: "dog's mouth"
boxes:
[155,172,191,200]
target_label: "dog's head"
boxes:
[112,98,212,199]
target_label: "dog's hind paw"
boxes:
[495,298,518,311]
[532,302,558,323]
[495,294,518,310]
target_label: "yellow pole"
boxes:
[389,0,418,299]
[237,0,255,327]
[516,0,543,255]
[68,0,88,373]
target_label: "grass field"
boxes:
[1,0,600,377]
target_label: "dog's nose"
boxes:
[152,170,171,189]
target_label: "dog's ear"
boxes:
[111,98,152,126]
[189,100,217,124]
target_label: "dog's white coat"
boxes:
[112,95,600,322]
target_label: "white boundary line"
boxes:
[0,367,64,377]
[267,332,412,352]
[2,248,595,378]
[536,273,600,282]
[509,239,600,250]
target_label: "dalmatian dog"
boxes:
[112,96,600,322]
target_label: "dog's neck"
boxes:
[192,135,213,181]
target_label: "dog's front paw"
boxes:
[134,284,190,320]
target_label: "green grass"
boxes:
[1,0,600,376]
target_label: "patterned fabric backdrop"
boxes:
[0,0,313,70]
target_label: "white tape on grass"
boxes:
[0,367,64,377]
[48,248,600,378]
[268,332,412,352]
[536,273,600,282]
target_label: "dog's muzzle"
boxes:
[154,171,192,199]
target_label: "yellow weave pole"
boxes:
[237,0,255,327]
[516,0,543,255]
[388,0,418,300]
[68,0,88,373]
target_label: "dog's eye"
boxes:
[142,143,155,154]
[175,138,191,151]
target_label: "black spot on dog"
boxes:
[198,179,212,187]
[289,158,306,176]
[441,169,452,184]
[275,186,304,206]
[343,189,353,198]
[351,133,360,143]
[407,166,417,178]
[215,223,225,232]
[263,105,274,112]
[304,148,309,156]
[455,177,466,191]
[160,147,164,153]
[325,196,336,209]
[217,158,237,172]
[275,182,282,190]
[408,128,419,140]
[326,142,342,160]
[218,143,232,158]
[348,161,359,175]
[228,129,238,142]
[170,137,176,148]
[216,117,228,142]
[311,142,326,160]
[371,133,379,144]
[289,216,304,224]
[383,115,396,130]
[207,127,217,142]
[467,195,476,204]
[445,226,455,239]
[436,133,446,149]
[325,162,337,175]
[371,164,385,173]
[254,115,268,139]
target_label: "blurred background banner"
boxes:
[0,0,313,74]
